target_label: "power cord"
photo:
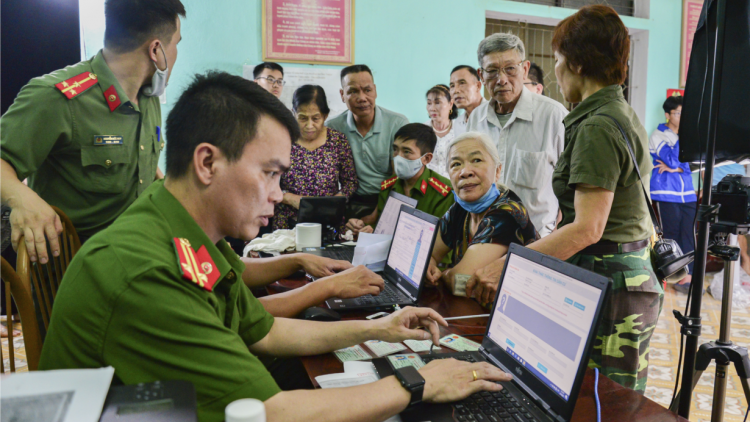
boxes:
[594,367,601,422]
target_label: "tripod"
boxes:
[670,232,750,422]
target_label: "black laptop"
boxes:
[325,205,439,312]
[373,244,612,422]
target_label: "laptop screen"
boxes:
[385,209,436,290]
[486,253,603,401]
[375,193,417,235]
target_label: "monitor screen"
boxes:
[487,254,603,401]
[375,195,416,235]
[386,210,436,289]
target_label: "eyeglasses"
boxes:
[256,76,286,87]
[480,62,523,80]
[523,82,539,86]
[670,111,681,116]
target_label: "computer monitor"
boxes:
[382,206,439,300]
[482,244,609,413]
[297,196,347,242]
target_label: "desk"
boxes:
[269,277,689,422]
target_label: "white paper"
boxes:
[0,367,114,422]
[317,357,402,422]
[351,233,392,272]
[242,64,347,118]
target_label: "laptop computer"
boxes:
[374,191,418,235]
[373,243,612,422]
[325,205,439,312]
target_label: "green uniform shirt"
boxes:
[0,50,162,239]
[39,180,280,422]
[552,85,653,243]
[327,105,409,196]
[376,167,455,221]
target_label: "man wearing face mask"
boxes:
[346,124,454,234]
[0,0,185,262]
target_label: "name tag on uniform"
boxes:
[93,135,123,145]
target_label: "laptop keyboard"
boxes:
[353,283,409,306]
[421,355,540,422]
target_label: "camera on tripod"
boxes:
[710,174,750,234]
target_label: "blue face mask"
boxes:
[453,183,500,213]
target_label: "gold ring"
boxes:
[472,370,478,381]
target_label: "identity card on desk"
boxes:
[364,340,407,357]
[439,334,481,352]
[334,345,372,362]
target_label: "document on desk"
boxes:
[364,340,407,357]
[351,233,392,272]
[317,360,404,422]
[0,366,115,422]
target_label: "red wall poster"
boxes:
[680,0,704,88]
[263,0,354,65]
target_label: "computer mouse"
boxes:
[300,306,341,322]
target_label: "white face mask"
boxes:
[393,154,426,180]
[143,44,169,97]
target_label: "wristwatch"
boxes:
[395,366,425,408]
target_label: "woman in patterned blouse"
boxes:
[426,131,539,295]
[273,85,358,230]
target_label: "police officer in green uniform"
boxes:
[346,123,454,235]
[0,0,185,264]
[467,6,662,393]
[39,72,513,422]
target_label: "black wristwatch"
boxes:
[395,366,425,408]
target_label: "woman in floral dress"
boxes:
[273,85,358,230]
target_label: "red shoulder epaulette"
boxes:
[54,72,98,100]
[173,238,220,292]
[381,176,398,191]
[428,177,452,197]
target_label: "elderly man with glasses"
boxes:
[467,33,568,237]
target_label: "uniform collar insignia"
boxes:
[428,177,451,197]
[172,237,221,291]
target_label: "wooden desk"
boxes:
[270,277,689,422]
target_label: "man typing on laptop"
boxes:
[39,73,512,421]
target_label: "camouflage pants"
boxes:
[568,246,664,393]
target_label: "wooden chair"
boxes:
[3,206,81,371]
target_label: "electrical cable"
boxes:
[594,369,602,422]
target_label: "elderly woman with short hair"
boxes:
[425,131,538,292]
[468,5,661,393]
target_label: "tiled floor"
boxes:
[644,282,750,421]
[2,281,748,420]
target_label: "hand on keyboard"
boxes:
[419,359,513,404]
[323,265,384,299]
[299,253,353,278]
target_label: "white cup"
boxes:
[295,222,322,251]
[225,398,266,422]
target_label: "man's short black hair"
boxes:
[165,71,300,178]
[104,0,186,53]
[450,65,480,81]
[527,62,544,86]
[663,95,683,113]
[394,123,437,155]
[340,65,373,83]
[253,62,284,79]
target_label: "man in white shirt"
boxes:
[449,65,487,136]
[467,33,568,237]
